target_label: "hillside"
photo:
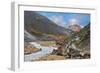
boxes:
[51,23,90,59]
[24,11,70,35]
[75,23,90,50]
[24,11,70,42]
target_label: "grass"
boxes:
[37,41,56,46]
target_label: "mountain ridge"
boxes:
[24,11,71,42]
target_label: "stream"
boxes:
[24,42,57,62]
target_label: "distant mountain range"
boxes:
[68,24,82,32]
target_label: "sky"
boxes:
[37,11,90,28]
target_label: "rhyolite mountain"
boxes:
[24,11,70,41]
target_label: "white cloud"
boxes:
[80,25,84,28]
[68,19,84,28]
[69,19,79,25]
[49,15,66,27]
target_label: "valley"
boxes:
[24,11,90,62]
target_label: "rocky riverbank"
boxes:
[24,42,41,55]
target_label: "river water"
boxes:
[24,42,57,62]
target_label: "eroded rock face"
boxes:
[51,40,90,59]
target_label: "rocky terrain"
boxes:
[24,42,41,55]
[24,11,90,61]
[51,24,90,59]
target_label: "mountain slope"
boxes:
[24,11,70,36]
[77,23,90,50]
[51,23,90,59]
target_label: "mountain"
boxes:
[51,23,90,59]
[24,11,70,42]
[76,23,90,50]
[68,24,81,32]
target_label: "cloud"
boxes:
[49,15,66,27]
[69,19,79,25]
[80,25,84,28]
[68,19,84,28]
